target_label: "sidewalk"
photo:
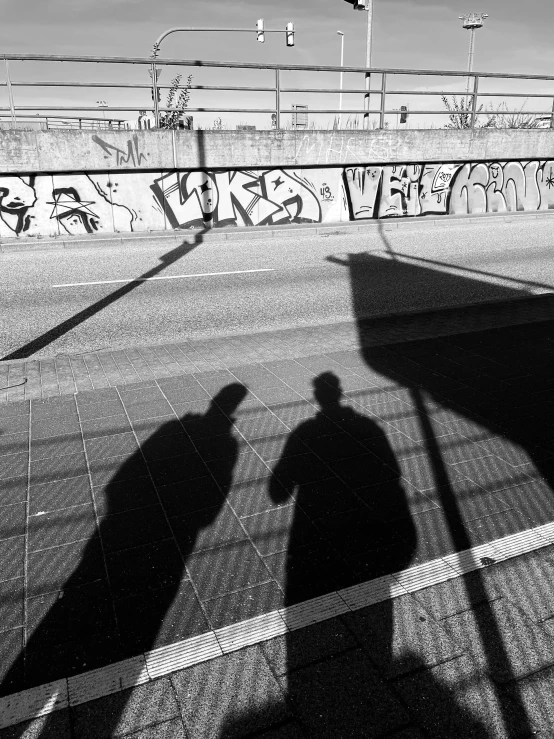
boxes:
[3,295,554,736]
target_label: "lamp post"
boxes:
[96,100,108,129]
[337,31,344,129]
[343,0,374,129]
[460,13,488,94]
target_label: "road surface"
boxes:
[2,217,554,360]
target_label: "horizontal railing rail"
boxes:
[1,53,553,131]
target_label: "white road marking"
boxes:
[3,520,553,728]
[52,268,275,288]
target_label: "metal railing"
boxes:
[2,53,554,130]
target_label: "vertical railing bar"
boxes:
[550,96,554,129]
[275,68,281,130]
[470,74,479,129]
[379,72,387,129]
[4,58,17,129]
[151,61,160,128]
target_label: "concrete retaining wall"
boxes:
[1,129,554,238]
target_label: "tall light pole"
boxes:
[343,0,374,129]
[337,31,344,129]
[460,13,488,94]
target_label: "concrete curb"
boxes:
[2,210,554,253]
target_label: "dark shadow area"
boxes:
[269,372,416,601]
[220,374,498,738]
[336,244,553,736]
[0,383,248,739]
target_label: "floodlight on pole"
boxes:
[460,13,488,94]
[257,19,265,43]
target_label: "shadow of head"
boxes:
[313,371,342,411]
[210,382,248,415]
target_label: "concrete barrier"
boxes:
[1,129,554,240]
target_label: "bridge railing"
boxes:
[1,53,554,130]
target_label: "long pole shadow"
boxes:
[3,129,211,362]
[330,225,540,736]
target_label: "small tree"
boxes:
[160,73,193,130]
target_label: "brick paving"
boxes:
[3,295,554,735]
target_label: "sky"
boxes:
[1,0,553,129]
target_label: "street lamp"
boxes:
[343,0,373,129]
[96,100,108,129]
[337,31,344,129]
[460,13,488,94]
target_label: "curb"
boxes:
[1,523,553,730]
[2,210,554,253]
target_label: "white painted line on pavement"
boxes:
[52,268,275,288]
[3,520,554,730]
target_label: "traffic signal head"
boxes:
[257,19,265,43]
[344,0,370,9]
[286,21,294,46]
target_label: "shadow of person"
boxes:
[269,371,417,604]
[1,382,248,739]
[219,374,491,737]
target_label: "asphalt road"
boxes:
[2,217,554,361]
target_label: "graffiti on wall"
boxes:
[2,159,554,238]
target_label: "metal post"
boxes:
[364,0,373,129]
[470,74,479,129]
[275,68,281,130]
[338,32,344,129]
[4,59,17,129]
[466,27,475,95]
[151,61,160,128]
[550,97,554,129]
[379,72,386,129]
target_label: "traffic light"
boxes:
[257,19,265,43]
[151,88,161,103]
[286,22,294,46]
[400,105,408,124]
[344,0,370,8]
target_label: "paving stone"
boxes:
[72,678,179,739]
[0,709,71,739]
[118,718,188,739]
[115,580,209,651]
[0,453,28,481]
[0,504,26,541]
[105,539,184,598]
[84,432,138,461]
[504,664,554,733]
[81,415,132,440]
[27,537,105,596]
[185,540,271,601]
[0,536,24,581]
[30,433,84,461]
[412,569,502,620]
[29,452,88,486]
[203,580,284,630]
[443,599,554,683]
[395,655,531,738]
[0,578,24,633]
[172,646,289,739]
[27,504,96,551]
[0,432,28,459]
[261,619,357,676]
[282,648,409,738]
[99,505,172,553]
[92,476,157,516]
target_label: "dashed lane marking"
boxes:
[52,268,275,288]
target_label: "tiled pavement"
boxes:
[4,296,554,735]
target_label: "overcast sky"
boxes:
[2,0,553,127]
